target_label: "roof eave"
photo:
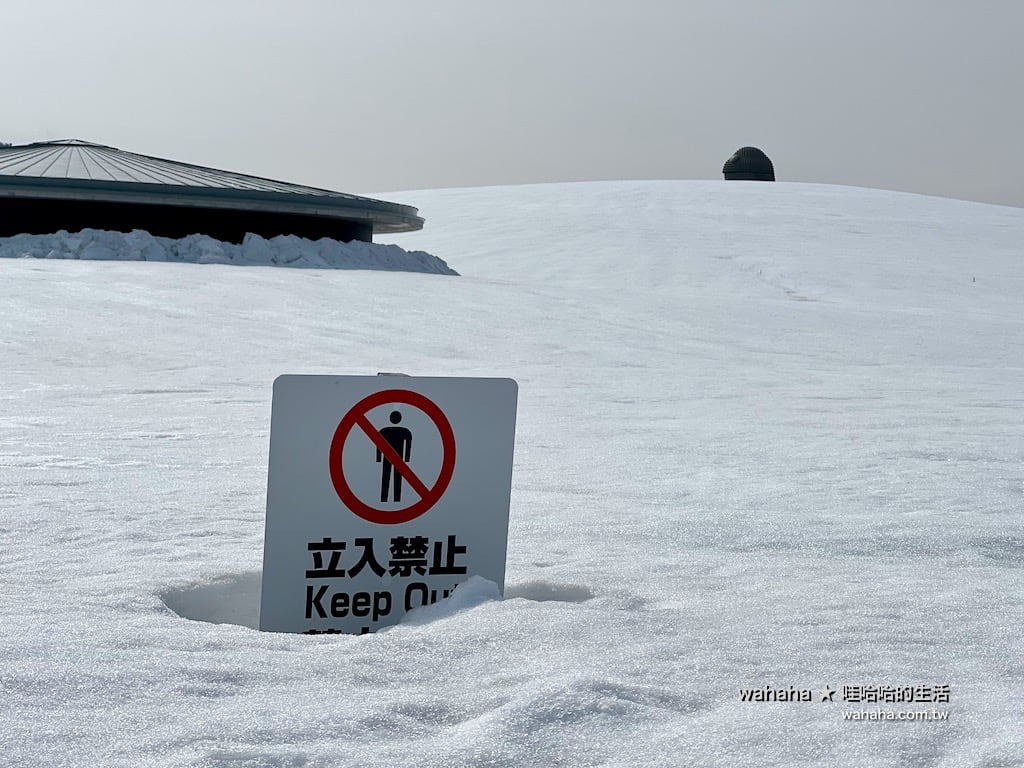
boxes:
[0,177,424,233]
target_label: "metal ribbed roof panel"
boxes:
[0,139,361,200]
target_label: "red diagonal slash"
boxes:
[355,413,431,500]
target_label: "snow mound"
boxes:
[0,228,458,274]
[398,575,502,626]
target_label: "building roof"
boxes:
[0,140,354,197]
[0,140,423,237]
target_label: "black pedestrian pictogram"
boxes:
[377,411,412,502]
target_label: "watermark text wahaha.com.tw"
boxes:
[842,709,949,721]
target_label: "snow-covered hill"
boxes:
[2,181,1022,767]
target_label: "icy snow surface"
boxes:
[0,228,457,274]
[1,180,1023,767]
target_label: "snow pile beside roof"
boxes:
[0,228,457,274]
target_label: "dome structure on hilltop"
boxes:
[0,140,423,243]
[723,146,775,181]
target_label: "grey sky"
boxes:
[4,1,1023,207]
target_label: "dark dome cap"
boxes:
[723,146,775,181]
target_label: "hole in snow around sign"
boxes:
[160,571,262,630]
[159,573,595,631]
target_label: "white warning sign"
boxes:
[259,375,518,634]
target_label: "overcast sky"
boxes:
[4,1,1023,207]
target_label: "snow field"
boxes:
[1,180,1023,766]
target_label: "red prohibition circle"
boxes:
[329,389,456,525]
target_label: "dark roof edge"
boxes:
[0,176,424,232]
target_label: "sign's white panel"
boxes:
[259,375,518,634]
